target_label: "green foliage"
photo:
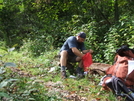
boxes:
[0,48,126,100]
[0,50,62,100]
[103,15,134,64]
[0,0,134,64]
[20,34,55,57]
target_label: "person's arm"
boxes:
[82,49,93,54]
[71,47,84,58]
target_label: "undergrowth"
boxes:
[0,48,117,101]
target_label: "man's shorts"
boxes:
[58,52,77,62]
[67,54,77,62]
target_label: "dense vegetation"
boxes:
[0,0,134,64]
[0,49,117,101]
[0,0,134,100]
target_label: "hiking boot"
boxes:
[66,62,76,75]
[61,71,67,79]
[76,67,84,78]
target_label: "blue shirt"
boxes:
[60,36,86,56]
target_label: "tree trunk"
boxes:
[88,63,112,75]
[114,0,119,23]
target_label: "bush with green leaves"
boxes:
[0,0,134,64]
[103,15,134,64]
[20,34,55,57]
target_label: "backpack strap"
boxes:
[106,76,134,100]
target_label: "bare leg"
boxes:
[76,57,83,68]
[79,60,83,68]
[60,50,68,79]
[60,50,68,67]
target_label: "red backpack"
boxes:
[100,49,134,100]
[102,49,134,89]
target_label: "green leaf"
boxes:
[0,67,6,74]
[0,92,10,98]
[0,79,18,88]
[0,80,8,88]
[0,47,8,52]
[4,62,17,67]
[28,98,36,101]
